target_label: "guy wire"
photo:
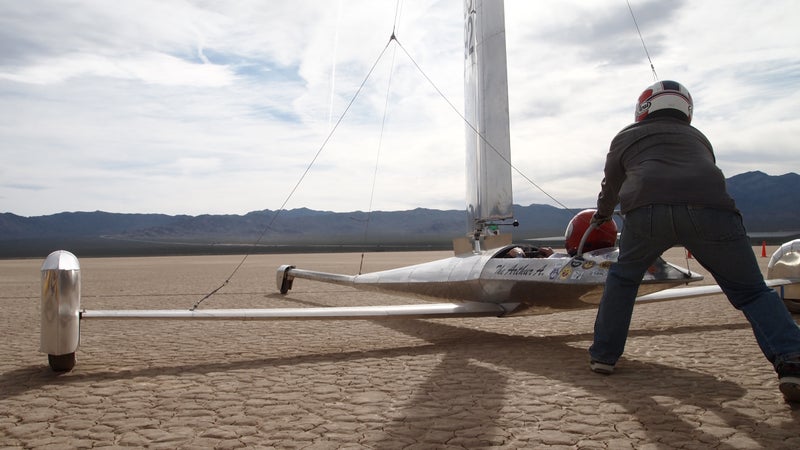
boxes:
[359,0,404,274]
[393,39,574,214]
[358,20,402,276]
[626,0,658,81]
[190,38,395,311]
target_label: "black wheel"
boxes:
[786,299,800,315]
[279,275,293,295]
[48,353,76,372]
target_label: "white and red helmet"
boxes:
[635,80,693,123]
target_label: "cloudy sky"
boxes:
[2,0,798,217]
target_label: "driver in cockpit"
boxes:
[504,246,554,258]
[506,247,526,258]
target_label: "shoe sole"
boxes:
[590,362,614,375]
[779,376,800,403]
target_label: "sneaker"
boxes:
[590,360,615,375]
[777,358,800,403]
[779,376,800,403]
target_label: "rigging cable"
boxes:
[328,0,343,129]
[626,0,658,81]
[392,39,573,213]
[358,2,404,275]
[192,3,668,310]
[190,37,396,311]
[357,48,394,276]
[391,0,404,36]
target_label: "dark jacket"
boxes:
[596,116,737,217]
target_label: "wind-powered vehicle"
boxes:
[275,0,800,316]
[40,0,800,372]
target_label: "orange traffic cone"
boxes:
[761,241,767,258]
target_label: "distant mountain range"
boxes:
[2,171,798,258]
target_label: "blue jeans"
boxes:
[589,204,800,372]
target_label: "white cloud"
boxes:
[0,52,234,86]
[1,0,798,217]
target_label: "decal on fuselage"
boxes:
[487,252,616,284]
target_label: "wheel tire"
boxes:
[785,299,800,315]
[48,353,76,372]
[279,276,293,295]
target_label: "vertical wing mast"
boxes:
[464,0,513,239]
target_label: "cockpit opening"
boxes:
[496,244,554,259]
